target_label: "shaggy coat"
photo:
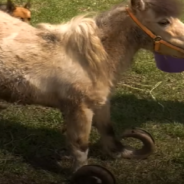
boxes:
[0,0,183,171]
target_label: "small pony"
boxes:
[0,0,31,23]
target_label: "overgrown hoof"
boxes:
[70,165,116,184]
[120,127,155,159]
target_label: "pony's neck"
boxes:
[96,5,151,85]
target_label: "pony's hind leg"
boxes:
[64,103,93,172]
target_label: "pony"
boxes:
[0,0,184,172]
[0,0,31,23]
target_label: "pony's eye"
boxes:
[158,19,170,26]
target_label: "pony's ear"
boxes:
[24,0,31,9]
[130,0,146,11]
[6,0,16,12]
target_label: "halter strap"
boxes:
[126,7,184,54]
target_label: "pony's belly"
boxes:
[0,71,58,107]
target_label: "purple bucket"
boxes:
[154,52,184,73]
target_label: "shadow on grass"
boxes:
[0,93,184,177]
[0,118,71,176]
[111,93,184,130]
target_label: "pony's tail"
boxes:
[63,14,108,74]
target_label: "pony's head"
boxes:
[129,0,184,54]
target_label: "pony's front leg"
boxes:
[64,103,93,172]
[93,100,123,155]
[93,100,155,159]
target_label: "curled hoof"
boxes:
[120,127,155,159]
[70,165,116,184]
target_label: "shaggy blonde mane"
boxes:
[37,14,109,82]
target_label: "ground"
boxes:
[0,0,184,183]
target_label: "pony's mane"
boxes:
[37,13,108,80]
[95,2,126,27]
[147,0,183,17]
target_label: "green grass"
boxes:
[0,0,184,183]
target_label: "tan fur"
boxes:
[0,0,183,172]
[37,15,110,83]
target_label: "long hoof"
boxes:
[120,127,155,159]
[70,165,116,184]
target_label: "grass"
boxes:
[0,0,184,183]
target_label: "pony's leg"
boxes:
[93,100,123,156]
[64,104,93,172]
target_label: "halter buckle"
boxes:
[154,36,162,41]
